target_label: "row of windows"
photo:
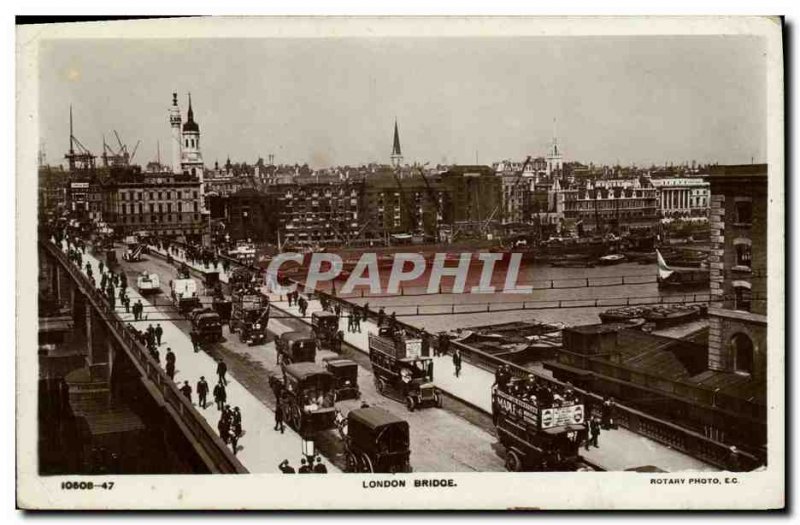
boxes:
[118,213,201,224]
[120,202,198,214]
[120,190,199,201]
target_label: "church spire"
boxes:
[182,92,199,133]
[391,118,403,167]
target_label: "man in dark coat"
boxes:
[155,324,163,346]
[197,376,209,409]
[298,458,311,474]
[313,456,328,473]
[274,401,285,433]
[232,407,243,438]
[213,381,227,411]
[180,380,192,402]
[216,358,228,385]
[218,415,230,444]
[165,348,176,379]
[377,307,385,327]
[587,416,601,449]
[278,459,295,473]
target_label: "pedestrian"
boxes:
[278,459,295,474]
[165,348,176,379]
[298,458,311,474]
[377,307,385,327]
[190,330,200,352]
[453,348,462,378]
[218,415,230,444]
[588,416,601,449]
[123,296,130,314]
[353,310,361,333]
[213,381,227,411]
[155,323,163,346]
[334,330,344,354]
[232,406,243,437]
[180,380,192,402]
[274,400,285,433]
[197,376,209,409]
[147,324,155,342]
[216,358,228,385]
[152,347,160,364]
[313,456,327,473]
[229,428,239,455]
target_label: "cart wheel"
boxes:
[505,449,524,472]
[406,396,416,412]
[361,453,374,473]
[435,392,443,408]
[345,452,358,473]
[291,405,302,432]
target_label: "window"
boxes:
[185,139,189,148]
[730,333,754,375]
[150,192,154,201]
[735,200,753,225]
[193,202,198,213]
[178,202,183,213]
[734,284,752,312]
[158,203,163,213]
[736,243,752,268]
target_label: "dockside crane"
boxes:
[65,105,96,171]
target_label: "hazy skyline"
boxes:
[39,36,767,169]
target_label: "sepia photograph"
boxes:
[15,15,785,510]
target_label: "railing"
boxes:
[151,238,763,471]
[42,239,247,474]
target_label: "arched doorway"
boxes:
[730,333,754,374]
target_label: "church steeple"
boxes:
[391,118,403,168]
[183,93,199,133]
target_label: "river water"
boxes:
[311,260,710,334]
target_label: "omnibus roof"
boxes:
[313,311,338,319]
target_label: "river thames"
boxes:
[318,260,710,333]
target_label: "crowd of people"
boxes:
[278,456,328,474]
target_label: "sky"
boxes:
[38,36,767,169]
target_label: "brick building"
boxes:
[101,170,205,240]
[273,176,364,248]
[706,164,768,379]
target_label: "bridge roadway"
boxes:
[118,249,508,472]
[146,244,718,472]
